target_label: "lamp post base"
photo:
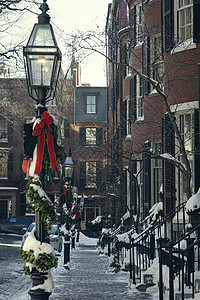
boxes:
[29,289,51,300]
[64,240,70,266]
[29,270,51,300]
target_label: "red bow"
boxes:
[32,111,57,174]
[63,185,72,197]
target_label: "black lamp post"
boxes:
[62,148,75,268]
[23,1,61,299]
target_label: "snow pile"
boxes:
[78,232,98,246]
[186,188,200,212]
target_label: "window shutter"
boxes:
[142,36,150,94]
[8,152,13,180]
[116,65,119,100]
[130,161,137,215]
[96,128,103,146]
[130,6,136,47]
[194,109,200,192]
[122,100,127,138]
[79,128,86,146]
[143,141,151,217]
[8,121,13,143]
[79,162,86,188]
[164,0,172,52]
[193,0,200,43]
[163,113,175,214]
[121,44,127,79]
[122,169,127,210]
[96,161,103,189]
[20,193,26,216]
[64,119,70,138]
[129,76,137,122]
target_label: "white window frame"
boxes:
[86,95,97,114]
[136,75,144,119]
[175,111,194,198]
[86,161,97,188]
[0,118,8,142]
[0,151,8,179]
[86,128,97,145]
[136,3,143,44]
[150,35,164,88]
[174,0,193,44]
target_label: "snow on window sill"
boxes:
[135,42,143,49]
[150,88,158,95]
[171,39,196,54]
[125,134,132,141]
[85,185,97,189]
[0,177,8,180]
[135,115,144,123]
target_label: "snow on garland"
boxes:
[26,176,57,241]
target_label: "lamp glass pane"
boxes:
[27,54,55,87]
[28,24,55,47]
[64,166,74,179]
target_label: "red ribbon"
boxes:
[63,185,72,197]
[32,111,57,175]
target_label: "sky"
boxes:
[45,0,111,86]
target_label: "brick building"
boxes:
[0,63,108,230]
[74,85,108,230]
[105,0,200,226]
[0,75,75,221]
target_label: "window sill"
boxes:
[0,177,8,180]
[85,185,97,189]
[171,40,196,54]
[135,116,144,123]
[134,42,143,50]
[125,134,132,141]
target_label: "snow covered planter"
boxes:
[21,229,58,276]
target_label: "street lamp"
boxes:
[62,148,75,183]
[62,148,75,268]
[23,0,61,111]
[23,1,61,299]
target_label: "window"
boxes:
[151,35,164,86]
[79,127,102,146]
[86,161,96,187]
[177,112,194,194]
[153,143,162,203]
[86,128,96,145]
[136,3,143,44]
[0,117,8,142]
[86,95,96,114]
[179,113,194,153]
[136,75,143,119]
[61,119,70,138]
[175,0,193,43]
[0,152,8,178]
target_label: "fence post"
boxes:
[157,238,163,300]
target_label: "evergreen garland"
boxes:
[21,115,65,276]
[26,176,56,242]
[21,249,58,275]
